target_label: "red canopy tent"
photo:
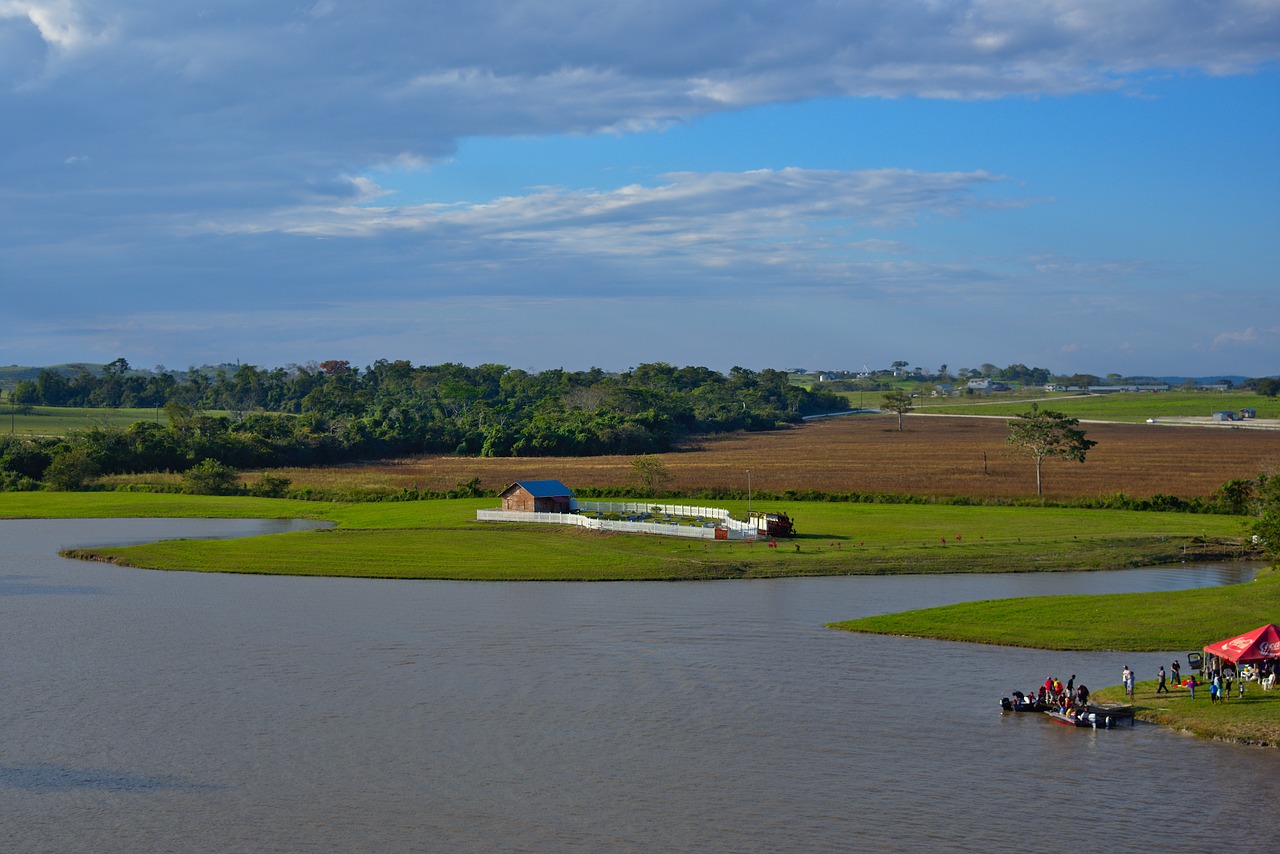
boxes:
[1203,624,1280,664]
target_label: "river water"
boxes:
[2,519,1277,853]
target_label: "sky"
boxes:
[2,1,1278,378]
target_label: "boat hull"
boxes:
[1044,706,1133,728]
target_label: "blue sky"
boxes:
[2,2,1278,377]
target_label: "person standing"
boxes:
[1067,674,1076,696]
[1156,666,1169,694]
[1172,659,1181,686]
[1122,665,1134,700]
[1187,674,1196,699]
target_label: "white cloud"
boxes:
[6,2,1278,182]
[2,1,1277,376]
[221,167,1009,232]
[1212,326,1280,349]
[0,0,95,50]
[198,168,1018,281]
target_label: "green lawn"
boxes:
[1,491,1253,581]
[829,567,1280,651]
[1090,675,1280,745]
[911,391,1273,422]
[0,403,170,435]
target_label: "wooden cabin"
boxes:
[499,480,575,513]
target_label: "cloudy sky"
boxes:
[3,1,1278,377]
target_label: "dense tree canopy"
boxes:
[0,361,848,486]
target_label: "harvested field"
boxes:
[257,414,1280,500]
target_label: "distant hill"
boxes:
[0,363,105,389]
[1151,376,1257,386]
[0,362,243,390]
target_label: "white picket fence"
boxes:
[476,502,759,540]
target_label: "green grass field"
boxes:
[1,491,1252,581]
[830,567,1279,651]
[909,391,1274,422]
[0,402,170,435]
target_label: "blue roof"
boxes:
[512,479,574,497]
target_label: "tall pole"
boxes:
[746,469,752,520]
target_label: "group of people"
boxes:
[1150,657,1278,702]
[1006,657,1279,713]
[1009,675,1090,712]
[1204,658,1278,702]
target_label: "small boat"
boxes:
[1000,695,1047,712]
[1044,704,1134,729]
[1001,698,1045,712]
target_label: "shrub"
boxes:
[247,474,292,498]
[43,449,101,491]
[182,459,241,495]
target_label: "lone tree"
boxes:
[880,390,914,432]
[182,458,240,496]
[1004,406,1096,497]
[631,454,672,494]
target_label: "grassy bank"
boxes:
[829,568,1280,650]
[0,491,1254,581]
[1089,678,1280,746]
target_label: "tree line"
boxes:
[1,360,848,489]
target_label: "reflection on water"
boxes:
[0,519,1275,853]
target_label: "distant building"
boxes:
[499,480,576,513]
[1211,411,1236,422]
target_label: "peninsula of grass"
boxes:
[829,568,1280,650]
[828,567,1280,745]
[0,491,1255,582]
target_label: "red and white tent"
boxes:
[1203,623,1280,664]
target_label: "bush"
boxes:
[182,459,241,496]
[0,470,40,491]
[43,449,101,491]
[247,473,292,498]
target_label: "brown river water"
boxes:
[1,518,1276,853]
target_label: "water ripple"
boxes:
[0,763,222,793]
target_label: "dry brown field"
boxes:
[257,414,1280,501]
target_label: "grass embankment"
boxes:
[0,492,1253,581]
[830,567,1280,745]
